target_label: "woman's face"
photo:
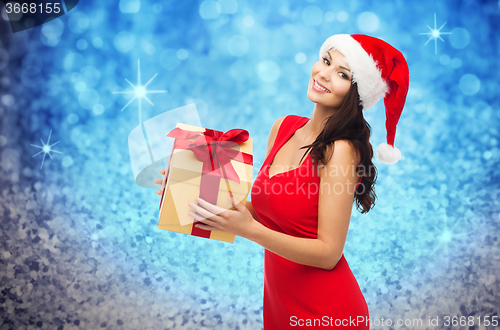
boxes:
[307,48,353,109]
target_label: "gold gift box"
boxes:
[158,123,253,243]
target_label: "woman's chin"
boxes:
[306,90,317,102]
[307,91,323,104]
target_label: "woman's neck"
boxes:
[302,103,337,142]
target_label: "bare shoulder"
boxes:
[319,140,361,178]
[325,140,361,165]
[265,115,288,159]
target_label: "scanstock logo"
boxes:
[2,0,79,33]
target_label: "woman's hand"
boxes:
[188,193,261,239]
[154,169,167,195]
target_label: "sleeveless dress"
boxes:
[251,115,370,330]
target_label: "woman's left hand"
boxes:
[188,193,259,239]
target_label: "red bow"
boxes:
[166,127,253,184]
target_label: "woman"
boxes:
[155,34,409,329]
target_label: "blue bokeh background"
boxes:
[1,0,499,329]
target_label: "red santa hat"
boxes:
[319,34,410,164]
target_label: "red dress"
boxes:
[251,115,370,330]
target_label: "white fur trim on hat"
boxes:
[319,34,389,110]
[376,143,401,164]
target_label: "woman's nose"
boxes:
[318,70,330,82]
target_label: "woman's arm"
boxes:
[246,140,361,270]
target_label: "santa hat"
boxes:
[319,34,410,164]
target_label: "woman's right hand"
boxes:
[154,169,167,195]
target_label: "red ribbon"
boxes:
[159,126,253,239]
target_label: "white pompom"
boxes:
[376,143,401,164]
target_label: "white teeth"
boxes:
[314,79,330,93]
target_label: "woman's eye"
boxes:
[323,57,349,80]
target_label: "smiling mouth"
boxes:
[313,79,331,93]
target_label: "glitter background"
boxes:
[0,0,499,329]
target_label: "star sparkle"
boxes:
[419,13,452,55]
[80,222,110,256]
[429,215,467,266]
[31,129,62,169]
[113,59,167,125]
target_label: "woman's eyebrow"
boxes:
[339,65,351,73]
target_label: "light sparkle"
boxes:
[31,129,63,169]
[113,59,167,125]
[419,13,452,55]
[429,215,467,267]
[81,222,110,256]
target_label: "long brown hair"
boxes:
[299,82,378,214]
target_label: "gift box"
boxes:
[158,122,253,243]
